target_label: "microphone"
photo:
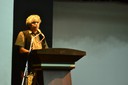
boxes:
[37,29,45,38]
[37,29,45,43]
[29,29,45,52]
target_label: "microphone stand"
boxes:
[21,35,34,85]
[21,32,45,85]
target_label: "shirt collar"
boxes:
[28,30,32,34]
[28,30,40,35]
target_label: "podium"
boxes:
[29,48,86,85]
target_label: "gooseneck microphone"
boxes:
[37,29,45,43]
[37,29,45,38]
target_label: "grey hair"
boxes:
[26,14,41,25]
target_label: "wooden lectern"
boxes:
[29,48,86,85]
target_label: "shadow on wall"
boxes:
[53,2,128,42]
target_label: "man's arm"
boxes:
[19,47,29,53]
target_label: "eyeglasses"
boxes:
[31,21,39,24]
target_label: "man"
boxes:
[15,14,48,85]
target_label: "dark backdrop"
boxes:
[11,0,53,85]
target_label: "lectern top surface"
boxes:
[30,48,86,63]
[31,48,86,56]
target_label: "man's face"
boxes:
[29,19,40,31]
